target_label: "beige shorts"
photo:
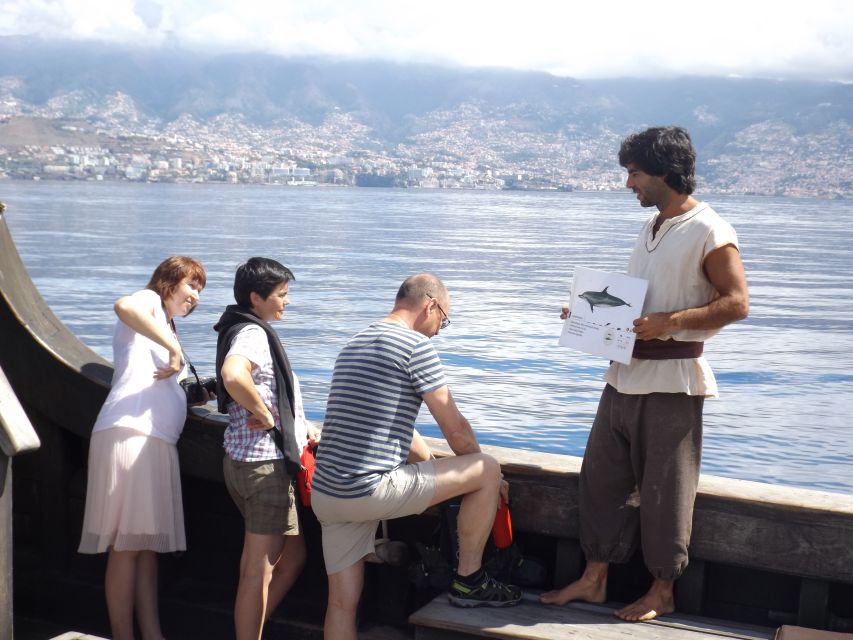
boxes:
[312,460,436,575]
[223,455,299,536]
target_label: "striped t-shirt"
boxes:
[312,321,446,499]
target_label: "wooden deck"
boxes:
[410,592,776,640]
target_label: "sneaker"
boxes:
[447,572,522,608]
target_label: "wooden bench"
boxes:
[410,592,776,639]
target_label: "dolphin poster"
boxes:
[559,266,648,364]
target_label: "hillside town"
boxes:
[0,93,850,198]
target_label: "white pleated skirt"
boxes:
[78,426,186,554]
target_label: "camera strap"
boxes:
[181,348,202,385]
[170,317,201,385]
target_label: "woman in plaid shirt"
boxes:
[214,257,320,640]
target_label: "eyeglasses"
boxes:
[425,293,451,330]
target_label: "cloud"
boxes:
[1,0,851,81]
[2,0,148,40]
[134,0,163,30]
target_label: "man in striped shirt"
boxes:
[312,273,521,640]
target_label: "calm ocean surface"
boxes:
[2,181,852,494]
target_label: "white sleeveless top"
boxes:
[603,202,739,398]
[93,289,188,444]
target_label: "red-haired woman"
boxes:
[79,256,208,640]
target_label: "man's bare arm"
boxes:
[634,244,749,340]
[407,428,434,463]
[422,385,480,456]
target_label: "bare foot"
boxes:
[615,579,675,621]
[539,574,607,606]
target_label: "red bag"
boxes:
[491,497,513,549]
[296,444,315,507]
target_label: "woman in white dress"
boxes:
[78,256,208,640]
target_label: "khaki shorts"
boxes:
[312,460,436,575]
[223,455,299,536]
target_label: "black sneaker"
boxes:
[447,572,522,608]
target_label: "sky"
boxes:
[1,0,852,82]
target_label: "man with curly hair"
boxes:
[542,127,750,621]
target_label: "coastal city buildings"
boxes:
[0,103,850,198]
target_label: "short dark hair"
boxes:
[618,126,696,195]
[233,257,295,308]
[147,256,206,301]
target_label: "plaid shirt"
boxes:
[222,325,308,462]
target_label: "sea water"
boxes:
[3,181,852,493]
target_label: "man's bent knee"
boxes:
[432,452,501,504]
[473,453,500,482]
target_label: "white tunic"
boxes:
[603,202,739,397]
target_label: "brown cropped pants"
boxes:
[579,384,704,580]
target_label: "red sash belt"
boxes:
[632,339,704,360]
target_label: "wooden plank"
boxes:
[0,364,40,456]
[36,420,71,565]
[424,439,582,478]
[417,629,483,640]
[423,438,853,584]
[796,579,829,629]
[690,499,853,583]
[1,455,12,640]
[410,593,775,639]
[675,559,706,616]
[177,408,229,482]
[424,438,853,515]
[503,476,578,538]
[553,538,583,590]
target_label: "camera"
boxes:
[180,376,217,403]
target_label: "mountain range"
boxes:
[1,36,850,197]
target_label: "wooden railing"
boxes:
[0,360,42,640]
[425,437,853,629]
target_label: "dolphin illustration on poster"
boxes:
[559,267,648,364]
[578,286,631,313]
